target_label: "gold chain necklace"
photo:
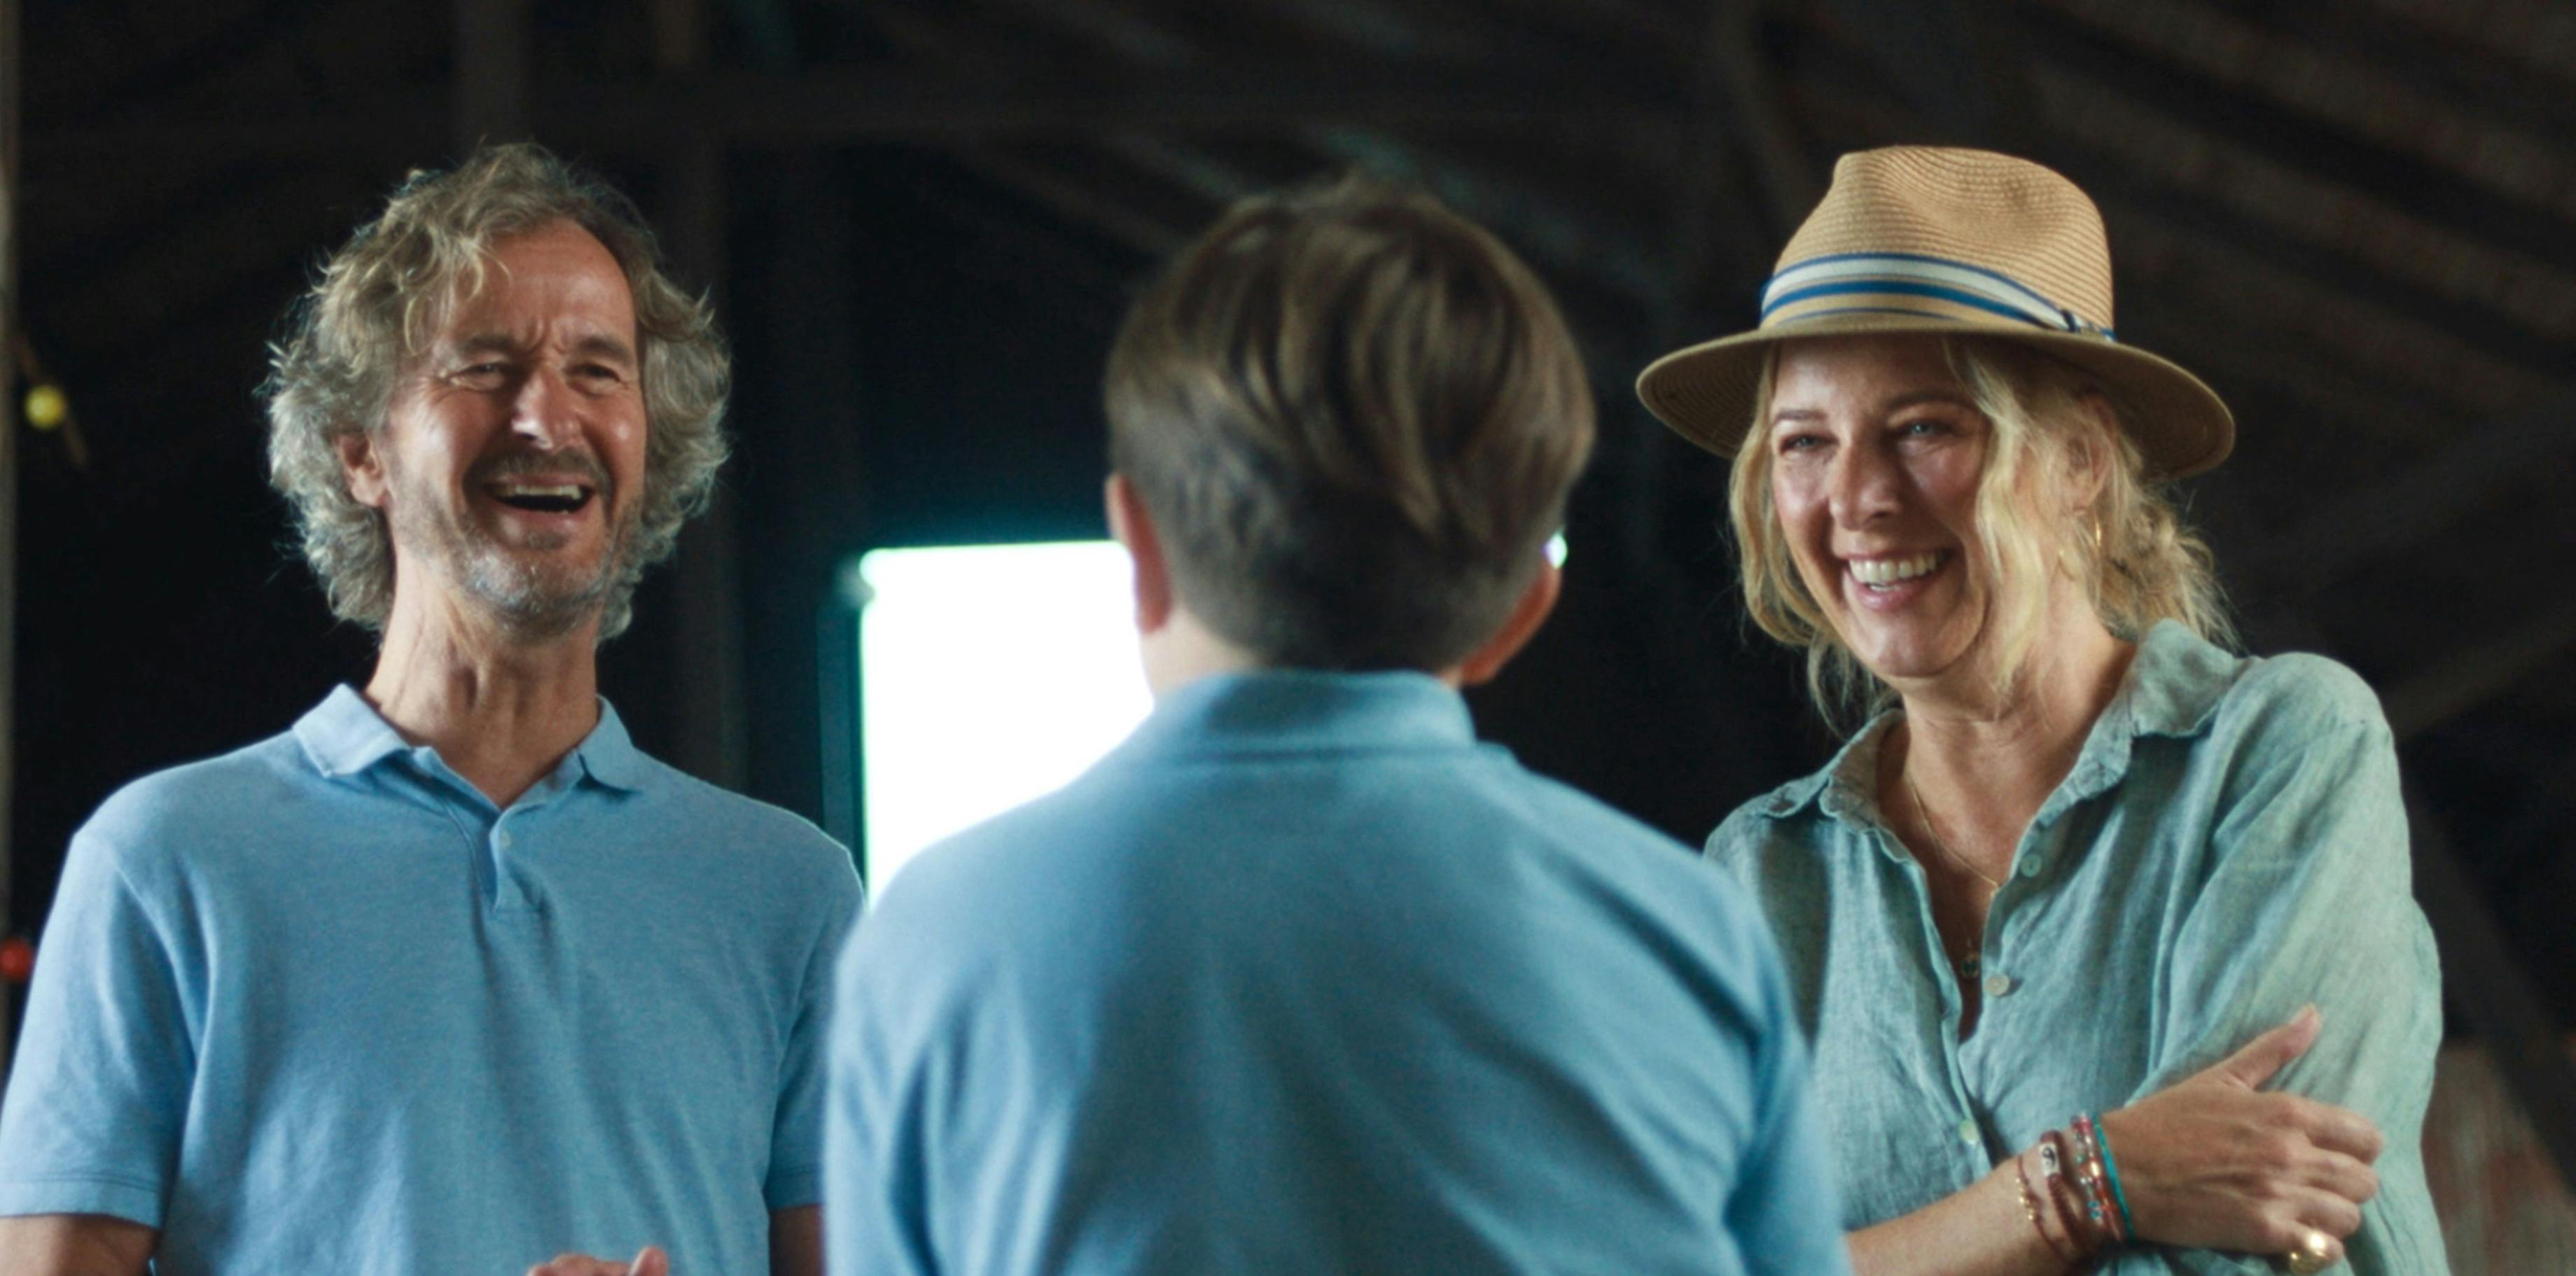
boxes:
[1905,768,1998,981]
[1906,769,2003,889]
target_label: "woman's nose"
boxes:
[1825,441,1900,527]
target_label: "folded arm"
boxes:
[1851,677,2425,1275]
[0,1214,156,1276]
[1846,1008,2386,1275]
[2119,677,2442,1273]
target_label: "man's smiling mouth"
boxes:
[487,482,594,514]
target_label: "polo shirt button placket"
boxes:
[490,823,538,915]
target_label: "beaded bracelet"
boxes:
[2089,1113,2140,1240]
[2069,1114,2130,1244]
[2032,1129,2112,1263]
[2015,1116,2140,1264]
[2063,1122,2110,1235]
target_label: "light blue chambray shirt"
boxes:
[1711,621,2448,1274]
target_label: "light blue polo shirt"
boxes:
[827,670,1851,1276]
[0,686,862,1275]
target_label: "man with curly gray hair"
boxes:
[0,144,857,1276]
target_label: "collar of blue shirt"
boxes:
[1759,619,2243,838]
[290,683,648,793]
[1112,668,1479,766]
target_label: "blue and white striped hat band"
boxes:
[1759,251,2117,341]
[1635,147,2233,474]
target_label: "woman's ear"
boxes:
[2066,391,2119,508]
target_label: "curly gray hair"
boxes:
[263,142,730,640]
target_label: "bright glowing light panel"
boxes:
[855,541,1152,895]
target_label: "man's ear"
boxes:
[1105,473,1176,635]
[336,429,389,509]
[1453,560,1560,688]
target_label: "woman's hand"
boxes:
[2101,1006,2384,1259]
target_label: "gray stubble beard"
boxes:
[391,487,639,642]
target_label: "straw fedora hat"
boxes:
[1636,146,2234,477]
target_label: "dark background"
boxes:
[4,0,2573,1163]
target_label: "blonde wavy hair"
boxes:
[1729,336,2232,728]
[263,142,730,640]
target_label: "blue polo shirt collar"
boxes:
[292,684,648,793]
[571,700,648,791]
[293,685,410,779]
[1116,668,1476,763]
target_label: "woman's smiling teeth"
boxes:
[1850,551,1944,590]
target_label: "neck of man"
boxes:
[1886,576,2136,872]
[365,580,606,810]
[1139,606,1475,700]
[1139,607,1263,700]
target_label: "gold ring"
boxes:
[2283,1228,2338,1275]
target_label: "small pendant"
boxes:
[1961,952,1982,979]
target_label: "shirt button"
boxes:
[2017,855,2042,878]
[495,830,513,849]
[1956,1118,1979,1146]
[1984,971,2015,999]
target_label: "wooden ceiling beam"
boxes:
[2038,0,2576,204]
[29,67,1669,165]
[1781,13,2576,368]
[2026,7,2576,312]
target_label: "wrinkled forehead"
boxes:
[405,219,639,355]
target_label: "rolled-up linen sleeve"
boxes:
[2126,660,2447,1275]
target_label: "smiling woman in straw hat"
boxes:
[1639,147,2449,1275]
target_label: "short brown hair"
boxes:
[1103,176,1594,671]
[263,142,730,640]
